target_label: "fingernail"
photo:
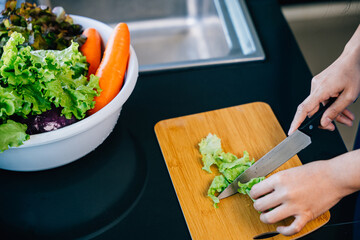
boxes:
[287,129,291,136]
[288,126,293,136]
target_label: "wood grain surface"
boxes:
[154,102,330,240]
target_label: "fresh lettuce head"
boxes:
[0,32,101,152]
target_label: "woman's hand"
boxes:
[249,149,360,236]
[288,25,360,135]
[249,161,341,235]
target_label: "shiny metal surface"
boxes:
[218,130,312,199]
[48,0,265,72]
[110,0,265,72]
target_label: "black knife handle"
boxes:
[298,97,336,136]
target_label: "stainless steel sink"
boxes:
[50,0,265,72]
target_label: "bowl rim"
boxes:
[15,16,139,148]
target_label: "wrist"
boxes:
[343,25,360,61]
[326,149,360,197]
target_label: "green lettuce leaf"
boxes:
[218,151,252,172]
[199,133,223,173]
[0,32,101,152]
[219,151,255,182]
[0,120,29,152]
[199,133,222,156]
[199,134,265,207]
[221,165,250,183]
[201,154,216,173]
[0,85,25,120]
[207,175,229,208]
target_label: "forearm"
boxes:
[343,24,360,60]
[326,149,360,198]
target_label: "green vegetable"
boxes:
[199,134,265,207]
[216,152,238,164]
[207,175,229,208]
[198,133,222,173]
[201,153,217,173]
[0,32,100,152]
[0,0,86,56]
[199,133,223,155]
[0,120,29,151]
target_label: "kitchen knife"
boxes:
[217,98,336,200]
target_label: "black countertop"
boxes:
[0,0,358,239]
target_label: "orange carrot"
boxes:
[80,28,102,78]
[88,23,130,115]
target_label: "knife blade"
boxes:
[217,98,336,200]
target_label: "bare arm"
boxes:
[288,24,360,135]
[249,24,360,236]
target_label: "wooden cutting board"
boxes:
[154,102,330,240]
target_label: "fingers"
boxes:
[335,112,354,127]
[342,108,355,121]
[259,204,293,224]
[249,179,274,200]
[321,92,356,129]
[288,95,324,135]
[276,215,308,236]
[289,94,356,134]
[253,192,282,212]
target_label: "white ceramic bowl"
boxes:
[0,16,139,171]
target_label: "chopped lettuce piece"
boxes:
[215,151,237,165]
[207,175,229,208]
[0,120,29,152]
[199,133,223,173]
[218,151,252,172]
[219,151,255,182]
[199,133,222,156]
[221,165,249,183]
[199,134,265,207]
[201,154,216,173]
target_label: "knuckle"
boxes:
[283,188,293,201]
[270,174,281,185]
[303,210,315,221]
[297,103,306,113]
[344,94,357,104]
[278,188,289,200]
[326,107,339,119]
[311,76,320,85]
[274,171,288,184]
